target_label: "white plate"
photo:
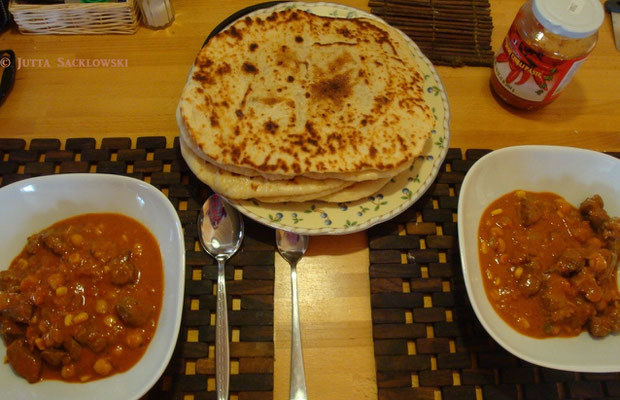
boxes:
[458,145,620,372]
[198,1,450,235]
[0,174,185,399]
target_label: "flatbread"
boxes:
[180,139,351,200]
[317,176,392,203]
[179,9,433,181]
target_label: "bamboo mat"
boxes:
[368,0,494,67]
[0,137,275,400]
[368,148,620,400]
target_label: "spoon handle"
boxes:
[290,262,308,400]
[216,259,230,400]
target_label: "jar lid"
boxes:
[532,0,604,38]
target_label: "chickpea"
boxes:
[125,331,144,349]
[61,364,76,379]
[70,233,84,247]
[68,252,81,264]
[111,345,124,357]
[95,299,108,314]
[93,358,113,376]
[104,315,118,327]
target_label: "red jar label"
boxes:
[493,23,587,103]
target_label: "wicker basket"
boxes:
[9,0,141,35]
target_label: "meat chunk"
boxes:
[518,197,542,227]
[63,337,82,361]
[73,324,108,353]
[589,304,620,337]
[1,317,25,343]
[517,271,542,297]
[41,228,69,255]
[580,195,609,231]
[2,294,33,323]
[41,348,70,367]
[6,339,42,383]
[0,270,22,291]
[116,296,149,327]
[109,252,138,286]
[555,248,585,276]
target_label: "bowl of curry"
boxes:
[0,174,185,399]
[458,145,620,372]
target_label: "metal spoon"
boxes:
[198,194,244,400]
[276,230,309,400]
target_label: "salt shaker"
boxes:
[139,0,175,29]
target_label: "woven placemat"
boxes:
[368,0,494,67]
[368,148,620,400]
[0,137,275,400]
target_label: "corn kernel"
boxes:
[490,227,503,237]
[56,286,68,296]
[73,312,89,324]
[35,338,45,351]
[518,317,530,329]
[481,241,489,254]
[17,259,28,269]
[490,208,503,216]
[514,267,524,279]
[494,277,501,286]
[497,238,506,253]
[516,190,526,198]
[64,314,73,326]
[80,375,91,382]
[95,299,108,314]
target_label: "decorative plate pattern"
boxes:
[214,2,451,235]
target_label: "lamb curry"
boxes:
[478,191,620,338]
[0,213,164,383]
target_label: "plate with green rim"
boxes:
[201,1,451,235]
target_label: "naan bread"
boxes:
[180,139,351,200]
[179,9,433,181]
[317,176,392,203]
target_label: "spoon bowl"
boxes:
[276,230,309,400]
[198,194,244,400]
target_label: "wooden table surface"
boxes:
[1,1,619,399]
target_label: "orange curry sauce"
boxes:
[478,191,620,338]
[0,213,163,383]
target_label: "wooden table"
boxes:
[1,1,619,399]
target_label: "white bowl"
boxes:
[0,174,185,399]
[458,145,620,372]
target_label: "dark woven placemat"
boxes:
[368,0,494,67]
[0,137,275,400]
[368,148,620,400]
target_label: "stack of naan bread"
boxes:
[177,8,434,203]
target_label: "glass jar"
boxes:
[490,0,604,110]
[138,0,175,29]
